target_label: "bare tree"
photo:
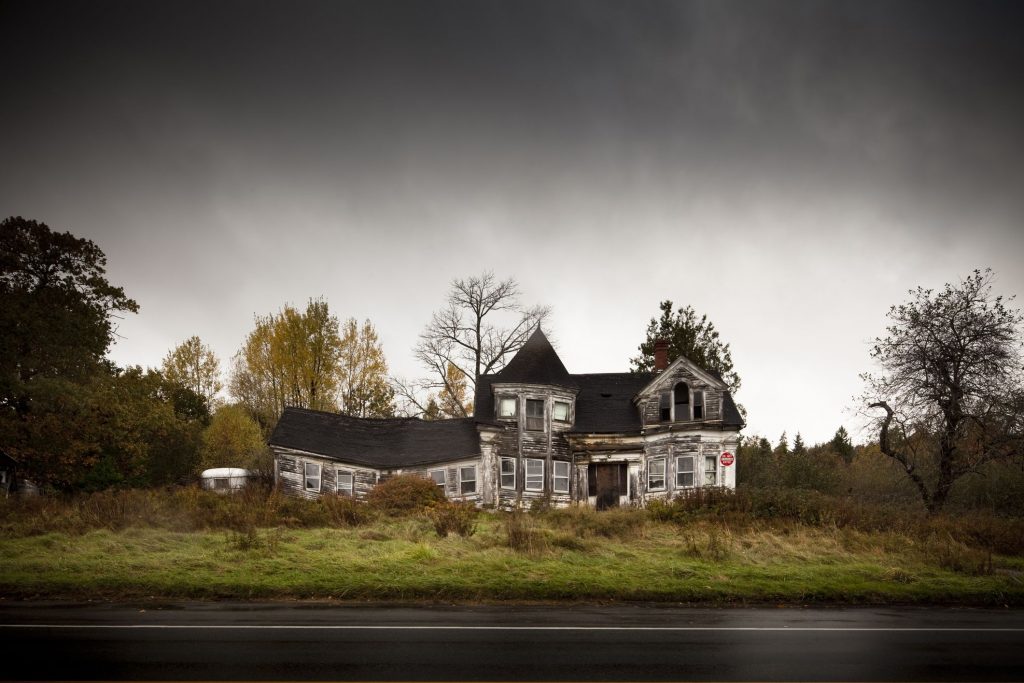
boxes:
[396,272,550,417]
[863,269,1024,513]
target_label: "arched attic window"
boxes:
[673,382,690,421]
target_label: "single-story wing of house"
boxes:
[269,328,744,508]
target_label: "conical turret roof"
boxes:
[493,328,578,389]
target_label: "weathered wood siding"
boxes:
[273,446,379,500]
[489,382,578,509]
[638,361,726,427]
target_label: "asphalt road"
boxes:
[1,602,1022,681]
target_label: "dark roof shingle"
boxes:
[269,407,482,468]
[491,328,577,389]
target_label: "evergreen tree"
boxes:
[775,431,789,456]
[829,426,855,464]
[792,432,807,455]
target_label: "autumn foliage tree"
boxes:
[338,318,395,418]
[230,300,395,428]
[864,269,1024,513]
[162,335,222,408]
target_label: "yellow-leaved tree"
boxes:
[338,318,395,418]
[161,336,222,408]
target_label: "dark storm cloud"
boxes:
[2,1,1023,442]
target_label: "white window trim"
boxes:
[336,468,354,496]
[428,468,447,492]
[552,461,570,493]
[648,457,666,491]
[304,462,322,492]
[705,454,718,486]
[675,456,695,488]
[525,458,544,491]
[497,396,517,419]
[524,398,546,432]
[500,457,516,490]
[459,465,477,494]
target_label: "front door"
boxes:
[591,464,625,510]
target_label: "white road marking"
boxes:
[1,624,1022,631]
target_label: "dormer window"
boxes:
[659,392,671,421]
[693,390,705,420]
[552,400,570,423]
[525,399,545,431]
[674,382,690,421]
[497,397,517,418]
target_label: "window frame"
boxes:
[693,390,705,420]
[525,458,544,491]
[428,468,447,494]
[552,460,570,493]
[675,455,695,488]
[705,454,718,486]
[304,462,322,492]
[673,382,691,421]
[336,468,354,496]
[524,398,545,431]
[500,457,516,490]
[552,400,571,423]
[659,392,671,422]
[459,465,477,495]
[648,457,666,491]
[497,396,518,419]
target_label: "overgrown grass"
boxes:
[0,487,1021,604]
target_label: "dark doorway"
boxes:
[589,463,626,510]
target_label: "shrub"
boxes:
[505,510,548,554]
[428,501,478,537]
[366,474,444,514]
[320,494,371,527]
[544,506,647,539]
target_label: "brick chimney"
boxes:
[654,339,669,372]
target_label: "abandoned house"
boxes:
[269,328,743,508]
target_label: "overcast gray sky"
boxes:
[3,0,1023,444]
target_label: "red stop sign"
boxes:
[720,451,735,467]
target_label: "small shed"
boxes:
[200,467,254,492]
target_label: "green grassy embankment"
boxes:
[0,490,1021,604]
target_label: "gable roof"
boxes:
[635,355,730,398]
[490,328,578,389]
[269,407,482,468]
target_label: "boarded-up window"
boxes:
[553,461,570,493]
[429,469,446,493]
[705,455,718,486]
[498,397,517,418]
[459,466,477,494]
[525,399,544,431]
[675,456,695,488]
[648,458,666,490]
[304,463,321,492]
[525,458,544,490]
[552,401,570,422]
[337,469,354,496]
[500,457,516,489]
[674,382,690,421]
[693,391,705,420]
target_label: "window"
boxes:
[428,469,446,493]
[693,390,705,420]
[676,456,695,488]
[498,397,517,418]
[674,382,690,421]
[552,401,570,423]
[648,458,666,490]
[500,457,516,489]
[304,462,321,492]
[337,469,354,496]
[525,399,545,431]
[213,478,229,490]
[525,458,544,491]
[659,392,671,421]
[459,465,477,494]
[553,461,570,493]
[705,455,718,486]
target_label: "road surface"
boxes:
[1,602,1022,680]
